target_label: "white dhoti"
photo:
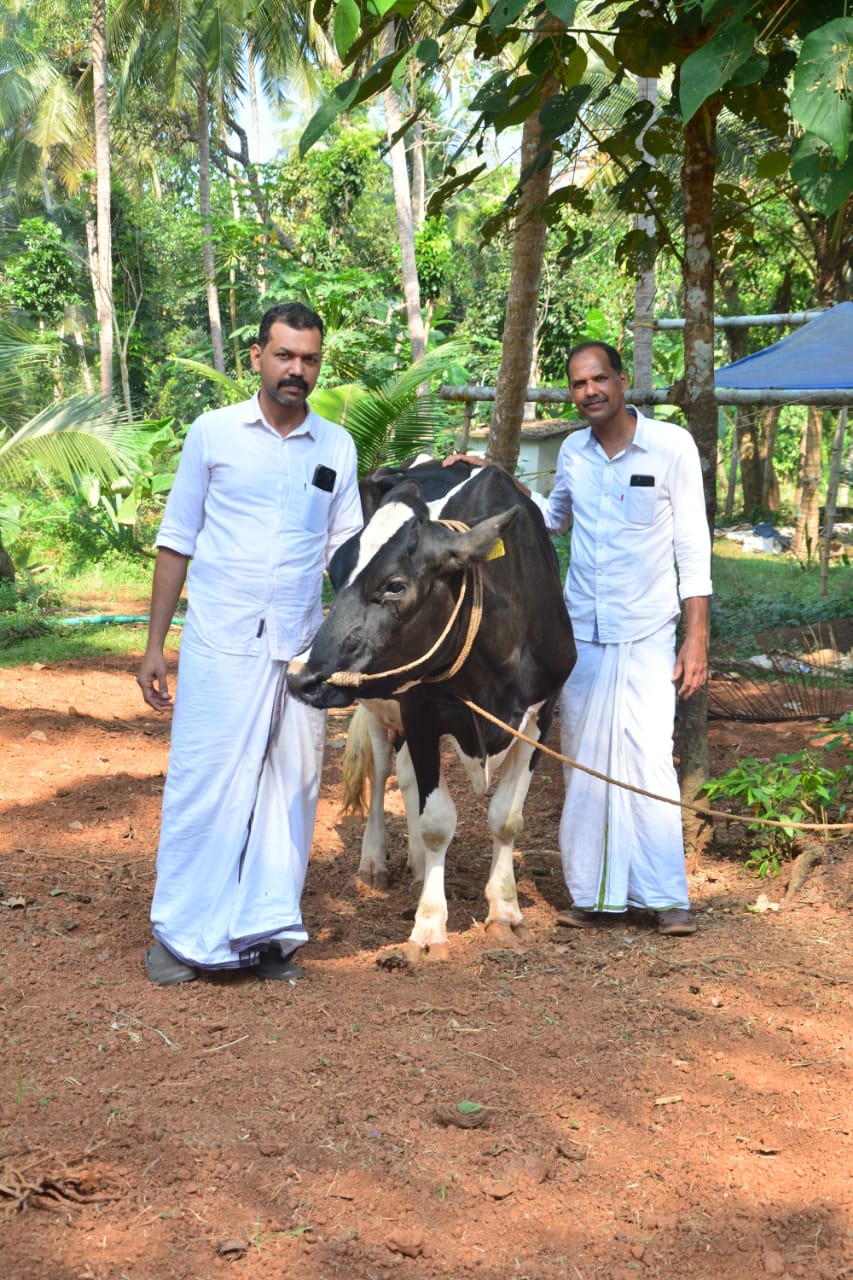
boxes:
[150,624,327,969]
[558,627,690,913]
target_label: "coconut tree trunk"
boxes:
[91,0,114,403]
[411,118,425,228]
[198,75,226,373]
[674,104,718,856]
[820,407,848,596]
[487,72,559,472]
[633,76,657,417]
[380,23,426,363]
[792,407,823,563]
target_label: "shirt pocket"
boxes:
[301,483,333,534]
[624,484,657,525]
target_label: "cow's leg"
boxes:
[399,729,456,962]
[394,743,426,888]
[405,775,456,962]
[482,712,542,947]
[356,711,395,891]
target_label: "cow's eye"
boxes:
[383,577,407,598]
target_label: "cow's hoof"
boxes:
[356,869,390,892]
[484,921,523,948]
[403,939,450,964]
[424,941,451,963]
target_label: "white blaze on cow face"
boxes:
[345,500,416,588]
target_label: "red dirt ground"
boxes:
[1,629,851,1280]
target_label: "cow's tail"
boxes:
[341,703,373,816]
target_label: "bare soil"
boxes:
[1,625,851,1280]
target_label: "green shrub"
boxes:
[0,574,59,648]
[702,713,853,876]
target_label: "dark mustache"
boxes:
[278,377,309,392]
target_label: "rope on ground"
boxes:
[460,697,853,834]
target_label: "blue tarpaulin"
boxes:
[714,302,853,390]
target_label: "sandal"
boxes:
[555,908,603,929]
[145,940,198,986]
[657,909,697,936]
[254,950,304,981]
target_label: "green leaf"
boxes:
[790,133,853,217]
[438,0,478,36]
[351,47,410,108]
[544,0,576,24]
[585,32,619,74]
[790,18,853,163]
[755,151,789,180]
[679,22,756,124]
[538,84,591,144]
[489,0,529,39]
[333,0,361,59]
[366,0,399,16]
[299,77,360,156]
[457,1100,483,1114]
[115,493,138,526]
[416,37,440,67]
[469,70,510,115]
[425,162,488,216]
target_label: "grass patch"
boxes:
[710,537,852,654]
[0,619,181,669]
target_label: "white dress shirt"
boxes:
[156,394,363,659]
[532,408,712,643]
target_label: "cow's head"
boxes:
[288,485,519,708]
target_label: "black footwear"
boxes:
[657,908,697,936]
[254,950,304,981]
[555,908,604,929]
[145,940,198,986]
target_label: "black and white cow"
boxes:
[287,458,576,960]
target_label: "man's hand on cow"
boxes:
[443,452,488,469]
[137,650,172,712]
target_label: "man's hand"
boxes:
[442,453,488,468]
[137,649,172,712]
[673,597,710,699]
[673,635,707,699]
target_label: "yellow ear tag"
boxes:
[485,537,506,561]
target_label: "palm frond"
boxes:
[169,357,250,402]
[0,395,137,487]
[311,343,466,476]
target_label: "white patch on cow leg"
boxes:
[408,778,456,951]
[483,709,542,932]
[356,713,395,890]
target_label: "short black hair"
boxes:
[257,301,324,347]
[566,340,624,376]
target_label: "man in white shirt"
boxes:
[137,302,363,984]
[535,342,711,936]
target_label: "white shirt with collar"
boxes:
[532,408,712,644]
[156,393,363,659]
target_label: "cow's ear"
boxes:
[428,507,519,572]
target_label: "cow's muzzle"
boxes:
[286,657,358,709]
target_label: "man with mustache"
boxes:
[137,302,363,984]
[540,341,712,935]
